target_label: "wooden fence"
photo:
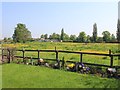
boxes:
[3,48,118,68]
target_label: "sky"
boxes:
[1,0,119,39]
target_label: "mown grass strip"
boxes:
[2,63,119,88]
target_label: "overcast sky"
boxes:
[1,0,119,39]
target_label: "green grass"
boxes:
[2,42,119,67]
[0,44,2,89]
[2,42,119,53]
[0,65,2,89]
[2,42,120,88]
[2,63,119,88]
[10,42,118,66]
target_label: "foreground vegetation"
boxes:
[0,65,2,89]
[2,42,119,88]
[2,63,119,88]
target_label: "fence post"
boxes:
[38,50,40,59]
[110,56,113,68]
[7,49,10,63]
[2,49,4,62]
[30,57,33,65]
[62,57,65,69]
[56,50,60,69]
[22,49,25,63]
[55,47,56,51]
[80,53,83,63]
[11,49,13,61]
[11,49,14,61]
[109,50,113,67]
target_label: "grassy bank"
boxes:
[2,63,119,88]
[0,65,2,89]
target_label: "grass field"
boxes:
[2,63,119,88]
[0,44,2,89]
[2,42,119,66]
[1,42,120,88]
[2,42,119,53]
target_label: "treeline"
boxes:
[40,28,116,43]
[2,19,120,43]
[40,22,120,43]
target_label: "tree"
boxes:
[93,23,97,42]
[61,28,64,41]
[64,33,70,41]
[3,37,13,43]
[110,34,116,42]
[40,34,44,38]
[102,31,111,42]
[49,33,60,40]
[40,34,48,39]
[12,23,32,43]
[70,35,76,41]
[77,32,86,42]
[97,37,103,43]
[86,35,91,43]
[90,36,93,42]
[3,37,7,42]
[44,34,48,39]
[8,37,12,41]
[117,19,120,42]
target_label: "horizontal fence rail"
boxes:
[2,48,120,68]
[17,49,120,56]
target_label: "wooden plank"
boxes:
[14,56,56,61]
[66,60,77,63]
[38,50,40,59]
[2,49,4,62]
[7,49,10,63]
[112,54,120,56]
[14,56,24,58]
[110,56,113,67]
[17,49,56,52]
[22,50,25,62]
[82,62,111,67]
[56,51,58,61]
[80,53,83,63]
[16,49,120,57]
[56,50,110,56]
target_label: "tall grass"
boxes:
[2,42,119,53]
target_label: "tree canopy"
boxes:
[70,35,76,41]
[77,32,86,42]
[61,28,64,41]
[93,23,97,42]
[49,33,60,40]
[12,23,32,43]
[117,19,120,42]
[6,22,118,43]
[102,31,111,42]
